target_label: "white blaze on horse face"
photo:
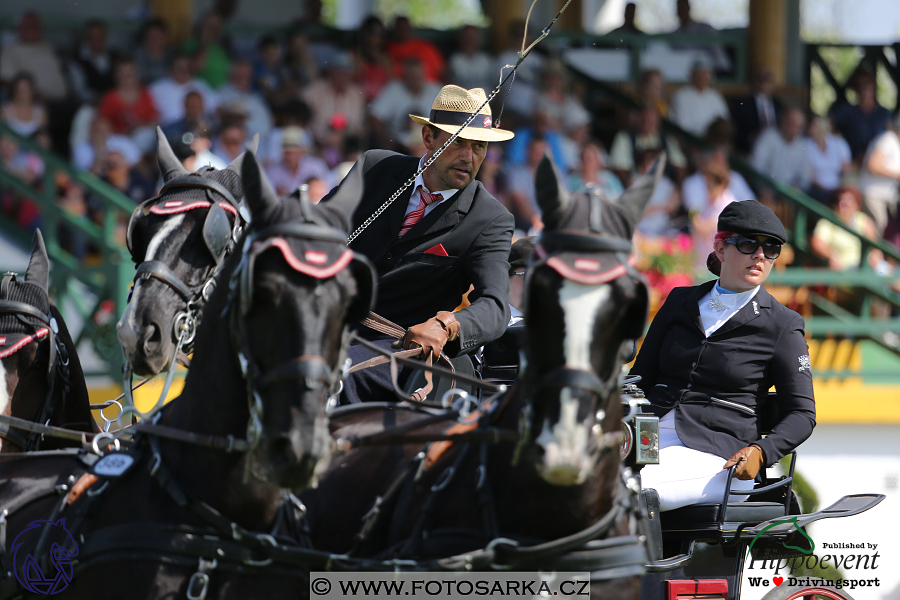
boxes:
[0,359,9,417]
[558,280,611,370]
[535,387,591,485]
[145,214,185,263]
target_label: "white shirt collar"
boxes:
[699,281,761,337]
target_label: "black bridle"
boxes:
[225,220,375,480]
[122,172,250,418]
[0,272,70,452]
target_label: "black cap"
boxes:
[717,200,787,244]
[508,236,535,274]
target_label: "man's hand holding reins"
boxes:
[399,311,460,359]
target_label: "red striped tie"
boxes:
[397,187,442,238]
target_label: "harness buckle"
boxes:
[186,558,217,600]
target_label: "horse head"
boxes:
[520,154,663,485]
[199,151,373,489]
[117,128,257,376]
[0,231,93,452]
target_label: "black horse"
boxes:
[0,152,374,599]
[302,155,660,598]
[117,128,256,378]
[0,230,95,452]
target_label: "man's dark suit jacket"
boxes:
[630,281,815,465]
[730,94,784,155]
[323,149,513,356]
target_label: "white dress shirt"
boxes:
[699,282,761,338]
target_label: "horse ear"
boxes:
[610,152,667,235]
[156,127,191,181]
[316,154,366,234]
[240,149,280,224]
[24,229,50,292]
[224,133,260,179]
[534,152,571,231]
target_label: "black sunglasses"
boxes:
[724,235,782,259]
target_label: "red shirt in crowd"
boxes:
[98,88,159,134]
[386,39,445,83]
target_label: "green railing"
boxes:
[0,122,134,380]
[566,61,900,363]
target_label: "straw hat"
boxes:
[410,85,514,143]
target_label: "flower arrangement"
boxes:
[634,233,696,306]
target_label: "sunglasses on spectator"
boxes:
[724,235,782,259]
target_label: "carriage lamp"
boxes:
[635,414,659,464]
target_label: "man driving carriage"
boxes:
[632,200,816,511]
[319,85,515,404]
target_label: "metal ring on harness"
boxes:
[91,432,119,455]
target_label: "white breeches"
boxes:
[639,412,755,511]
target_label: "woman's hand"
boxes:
[723,445,765,480]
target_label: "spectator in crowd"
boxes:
[0,11,69,102]
[69,19,116,102]
[608,2,643,37]
[369,58,442,149]
[319,114,352,169]
[183,12,231,89]
[261,99,312,166]
[304,176,328,203]
[683,148,754,213]
[505,135,547,234]
[670,60,729,138]
[559,108,591,175]
[805,116,852,205]
[0,135,42,230]
[353,16,392,103]
[98,149,155,205]
[751,107,810,191]
[448,25,494,92]
[303,53,365,145]
[635,148,682,237]
[495,19,544,119]
[150,54,219,126]
[218,60,274,143]
[731,66,782,155]
[98,57,159,153]
[534,62,591,137]
[386,16,445,83]
[476,146,509,211]
[504,110,569,172]
[134,19,172,85]
[211,121,247,164]
[638,69,667,117]
[568,141,624,200]
[162,91,209,141]
[609,105,687,187]
[186,121,227,170]
[266,126,333,195]
[672,0,730,72]
[72,116,141,174]
[829,70,892,162]
[1,74,47,138]
[686,153,744,267]
[811,186,882,271]
[251,35,285,108]
[859,113,900,235]
[280,31,318,96]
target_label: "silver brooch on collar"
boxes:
[709,294,728,312]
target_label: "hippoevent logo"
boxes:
[745,517,881,591]
[11,518,79,595]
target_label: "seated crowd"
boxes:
[1,8,899,318]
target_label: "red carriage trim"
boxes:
[149,201,238,217]
[259,238,355,279]
[0,327,49,359]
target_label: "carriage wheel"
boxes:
[760,585,855,600]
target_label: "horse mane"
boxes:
[48,303,93,433]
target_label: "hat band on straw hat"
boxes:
[429,109,493,129]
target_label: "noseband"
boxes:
[0,272,70,451]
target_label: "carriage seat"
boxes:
[480,324,525,385]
